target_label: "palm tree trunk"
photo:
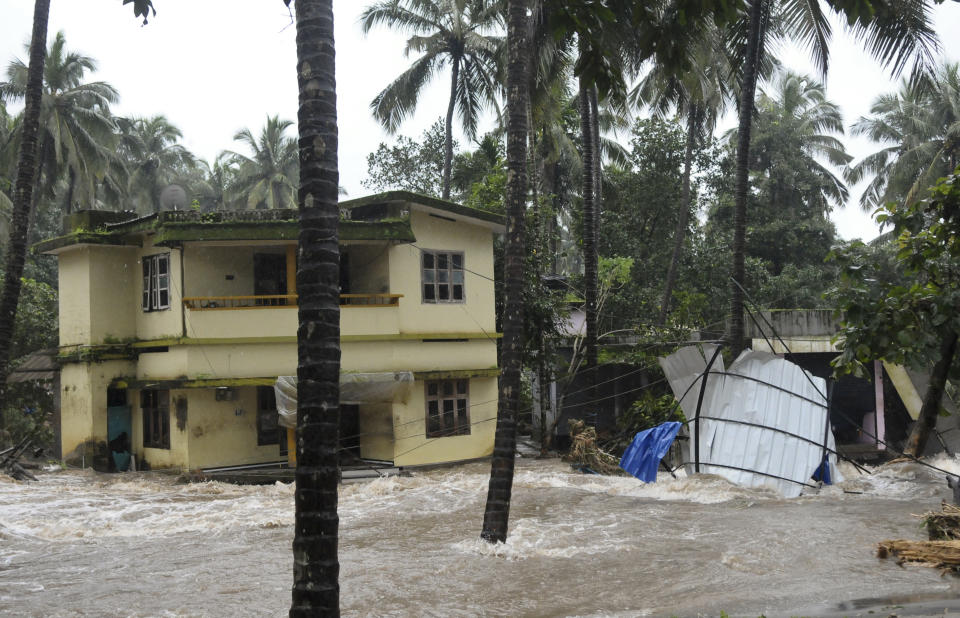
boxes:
[481,0,529,544]
[442,55,460,201]
[659,106,699,325]
[729,0,766,357]
[904,330,959,457]
[579,77,598,374]
[291,1,340,615]
[0,0,49,434]
[65,166,76,215]
[590,85,602,213]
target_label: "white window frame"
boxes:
[421,250,465,304]
[425,379,470,437]
[142,253,170,312]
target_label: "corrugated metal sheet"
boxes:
[660,346,842,498]
[6,348,58,383]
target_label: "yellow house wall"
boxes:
[57,250,92,346]
[346,244,390,294]
[59,360,136,459]
[135,241,184,341]
[130,387,189,470]
[137,347,190,380]
[390,210,497,335]
[358,403,394,461]
[183,245,257,297]
[392,377,497,467]
[341,339,497,373]
[184,306,299,340]
[88,246,137,343]
[185,343,297,379]
[186,386,285,469]
[182,305,401,340]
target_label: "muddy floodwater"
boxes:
[3,457,960,617]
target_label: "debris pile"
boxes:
[877,539,960,572]
[878,503,960,572]
[1,434,39,482]
[923,502,960,540]
[563,419,622,476]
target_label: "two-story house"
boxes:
[36,191,503,471]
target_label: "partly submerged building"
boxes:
[36,191,503,471]
[747,309,960,457]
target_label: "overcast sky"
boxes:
[2,0,959,241]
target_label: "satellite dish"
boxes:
[159,184,188,211]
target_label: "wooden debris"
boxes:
[877,539,960,573]
[1,433,39,482]
[922,502,960,540]
[563,419,623,476]
[878,503,960,573]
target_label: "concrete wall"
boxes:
[358,403,394,461]
[59,360,136,460]
[89,247,138,343]
[186,387,285,469]
[184,306,299,340]
[392,376,497,467]
[390,210,497,335]
[341,339,497,373]
[58,251,91,347]
[59,247,138,346]
[746,310,840,339]
[346,244,391,294]
[183,245,258,298]
[134,240,183,341]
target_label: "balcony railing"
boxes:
[183,294,402,310]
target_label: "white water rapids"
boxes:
[3,457,960,616]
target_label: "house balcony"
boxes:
[182,294,403,339]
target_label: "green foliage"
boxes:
[1,382,54,450]
[599,117,720,331]
[363,120,449,198]
[609,390,684,454]
[11,278,58,360]
[224,115,298,210]
[828,166,960,378]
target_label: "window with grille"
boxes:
[141,389,170,449]
[425,379,470,437]
[142,253,170,312]
[421,251,464,303]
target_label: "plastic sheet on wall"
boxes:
[273,372,415,429]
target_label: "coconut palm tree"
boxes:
[193,153,238,211]
[634,21,741,325]
[846,61,960,211]
[0,103,15,220]
[748,71,852,212]
[0,0,49,433]
[0,31,119,214]
[225,115,299,210]
[726,0,940,356]
[360,0,503,200]
[290,0,342,614]
[481,0,528,546]
[117,115,195,213]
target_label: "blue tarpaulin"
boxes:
[619,421,682,482]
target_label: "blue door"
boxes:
[107,405,132,471]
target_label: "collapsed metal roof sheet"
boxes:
[660,346,843,498]
[6,348,58,383]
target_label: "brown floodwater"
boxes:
[2,456,960,617]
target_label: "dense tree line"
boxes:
[1,0,958,611]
